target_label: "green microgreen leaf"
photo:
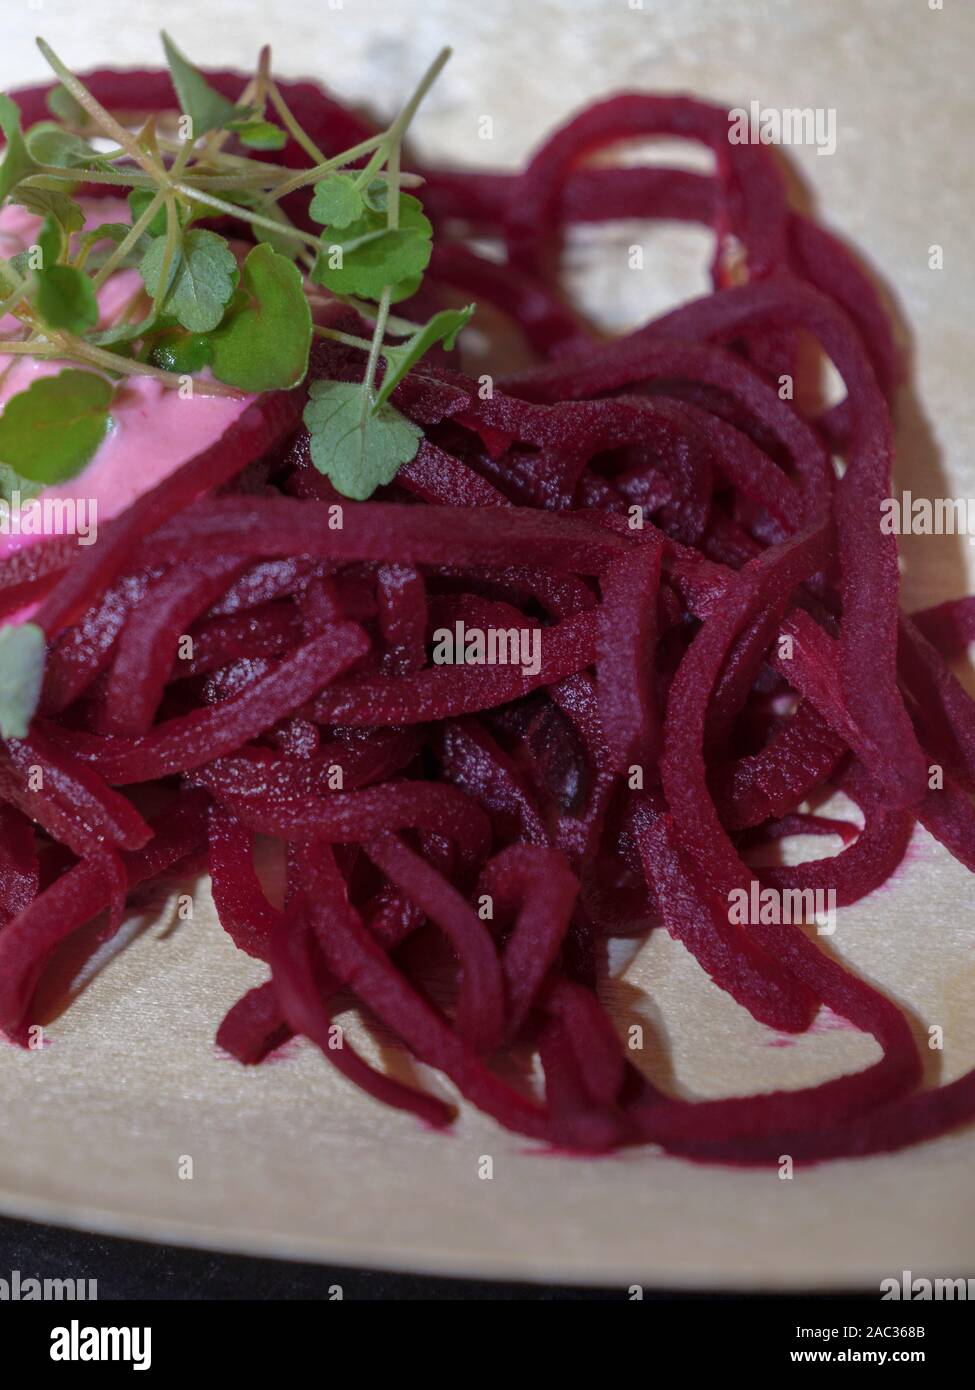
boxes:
[45,83,88,127]
[222,189,299,260]
[128,188,168,238]
[209,242,311,390]
[0,93,39,202]
[25,121,105,168]
[0,622,46,740]
[76,222,152,277]
[0,369,113,485]
[161,31,253,139]
[309,172,365,229]
[374,303,475,411]
[361,179,389,214]
[146,329,213,374]
[88,306,162,348]
[230,119,287,151]
[0,464,43,505]
[11,186,85,237]
[38,214,64,264]
[303,378,422,500]
[35,264,99,332]
[311,194,432,304]
[140,228,238,333]
[10,213,64,274]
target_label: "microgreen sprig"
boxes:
[0,33,475,500]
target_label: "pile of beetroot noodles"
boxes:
[4,70,975,1166]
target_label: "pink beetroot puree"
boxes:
[0,199,253,562]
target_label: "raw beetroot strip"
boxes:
[635,536,922,1146]
[364,831,506,1054]
[208,558,322,616]
[537,1016,627,1152]
[758,768,914,908]
[396,438,510,507]
[268,893,453,1127]
[210,780,491,866]
[207,802,281,962]
[503,339,831,513]
[640,1065,975,1166]
[740,813,858,849]
[178,601,305,678]
[0,803,38,926]
[147,495,626,574]
[42,568,160,714]
[192,728,421,805]
[215,981,292,1066]
[597,537,662,773]
[312,610,596,726]
[438,717,549,846]
[0,792,208,1039]
[911,595,975,656]
[504,93,787,288]
[632,800,817,1033]
[0,725,152,856]
[303,843,552,1140]
[376,563,427,675]
[709,701,848,830]
[896,614,975,788]
[478,845,580,1040]
[543,977,626,1110]
[41,623,370,784]
[99,556,247,736]
[644,279,925,804]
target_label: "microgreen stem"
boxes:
[0,335,242,396]
[264,134,386,204]
[200,56,262,162]
[172,181,321,248]
[30,165,160,188]
[387,48,451,147]
[89,187,165,289]
[35,39,165,183]
[0,259,33,320]
[265,79,328,165]
[312,326,374,353]
[152,197,181,317]
[360,140,400,418]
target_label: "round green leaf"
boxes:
[310,193,432,304]
[26,121,104,167]
[35,264,99,333]
[209,243,311,391]
[310,173,365,229]
[140,229,238,333]
[128,188,168,238]
[303,379,421,500]
[0,622,46,740]
[0,369,113,485]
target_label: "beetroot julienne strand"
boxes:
[2,70,975,1167]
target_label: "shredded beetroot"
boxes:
[4,70,975,1169]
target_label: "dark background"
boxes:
[0,1215,872,1300]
